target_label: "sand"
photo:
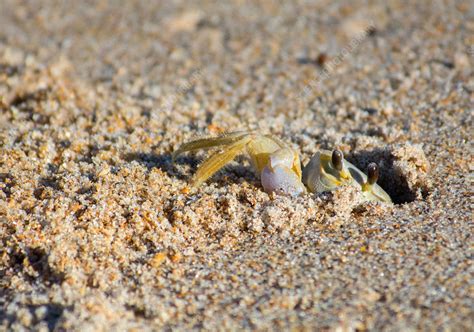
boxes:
[0,0,472,331]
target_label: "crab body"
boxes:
[302,150,392,203]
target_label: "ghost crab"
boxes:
[173,131,392,203]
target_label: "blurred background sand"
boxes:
[0,1,472,330]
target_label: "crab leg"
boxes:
[191,136,252,188]
[172,132,249,161]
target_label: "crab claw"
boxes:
[259,148,306,196]
[261,165,306,196]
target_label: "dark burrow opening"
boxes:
[346,147,432,204]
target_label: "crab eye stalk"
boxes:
[331,149,344,171]
[331,149,350,180]
[367,162,379,185]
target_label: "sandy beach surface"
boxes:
[0,1,473,330]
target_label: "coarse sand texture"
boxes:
[0,1,473,331]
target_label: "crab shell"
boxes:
[302,150,392,203]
